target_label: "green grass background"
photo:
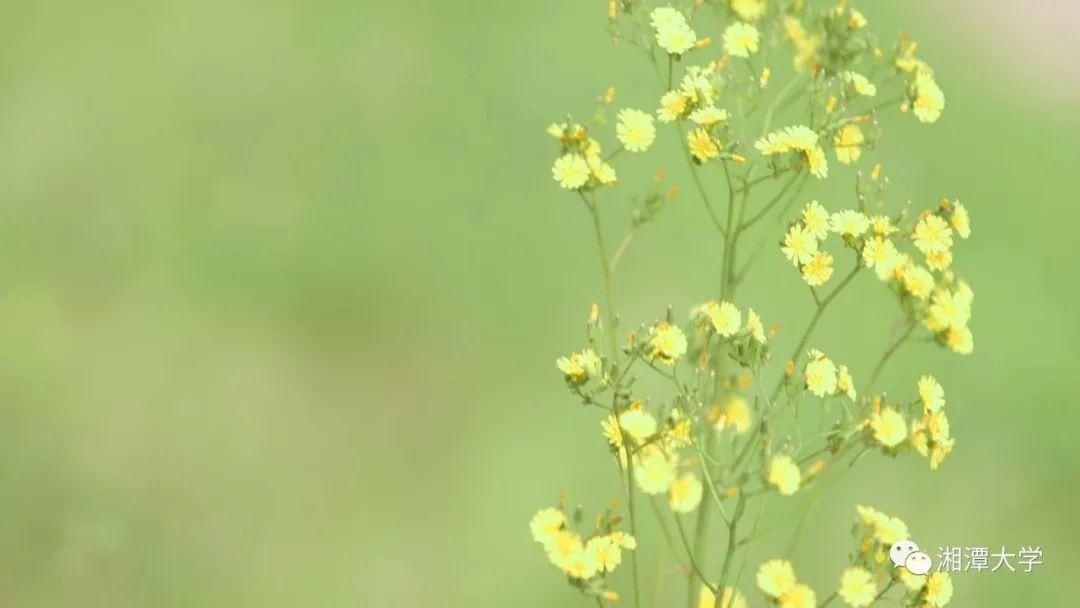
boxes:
[0,1,1076,605]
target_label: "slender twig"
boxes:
[864,321,917,394]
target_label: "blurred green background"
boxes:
[0,1,1076,606]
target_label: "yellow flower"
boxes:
[730,0,764,22]
[862,235,901,279]
[700,300,742,336]
[870,215,897,236]
[801,200,830,240]
[619,408,658,443]
[870,407,908,448]
[861,507,910,545]
[724,22,760,58]
[767,455,801,496]
[658,90,690,123]
[747,308,767,344]
[924,284,972,333]
[648,322,688,365]
[918,375,945,412]
[586,154,617,185]
[848,9,868,29]
[656,21,697,55]
[924,572,954,606]
[556,348,602,382]
[609,531,637,550]
[552,153,590,189]
[945,325,973,355]
[842,71,877,97]
[782,224,819,266]
[700,585,748,608]
[913,214,953,255]
[913,71,945,123]
[545,529,585,571]
[834,123,864,165]
[530,508,566,544]
[838,567,876,607]
[689,105,729,126]
[899,264,934,300]
[755,125,829,179]
[688,128,720,162]
[925,248,951,272]
[779,583,816,608]
[650,6,688,31]
[950,202,971,238]
[616,108,657,152]
[669,472,704,512]
[586,535,623,573]
[717,395,752,434]
[681,65,718,105]
[757,559,797,597]
[805,350,838,397]
[802,251,834,287]
[830,210,870,237]
[837,365,856,400]
[563,547,600,579]
[634,445,678,494]
[601,415,625,452]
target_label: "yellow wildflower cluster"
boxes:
[530,505,637,583]
[845,506,954,607]
[539,3,968,605]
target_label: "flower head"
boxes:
[757,559,797,597]
[616,108,657,152]
[779,583,816,608]
[842,71,877,97]
[634,445,678,494]
[700,585,748,608]
[658,90,690,122]
[801,200,830,240]
[767,455,801,496]
[950,202,971,238]
[913,214,953,255]
[747,308,767,344]
[802,251,834,286]
[913,71,945,123]
[552,154,590,189]
[723,22,760,58]
[688,128,720,162]
[699,300,742,336]
[834,123,864,165]
[830,210,870,237]
[870,407,908,448]
[530,507,566,544]
[730,0,764,21]
[805,350,838,397]
[782,224,819,266]
[925,572,954,606]
[918,375,946,412]
[838,567,877,607]
[648,322,688,365]
[668,472,704,512]
[556,348,602,382]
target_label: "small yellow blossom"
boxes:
[730,0,765,22]
[724,22,760,58]
[767,455,801,496]
[913,71,945,123]
[669,472,704,512]
[634,445,678,494]
[616,108,657,152]
[924,572,954,606]
[717,395,752,434]
[834,123,864,164]
[757,559,797,597]
[585,535,622,573]
[862,235,901,279]
[925,248,952,271]
[802,251,834,287]
[700,300,742,336]
[805,350,838,397]
[755,125,829,179]
[946,325,973,355]
[552,154,590,189]
[653,9,698,56]
[830,210,870,237]
[849,9,868,29]
[530,508,566,544]
[918,375,945,412]
[619,408,658,443]
[779,583,816,608]
[899,264,934,300]
[782,224,819,266]
[838,567,876,607]
[870,407,908,448]
[586,154,617,185]
[837,365,856,400]
[747,308,767,344]
[688,128,721,162]
[658,90,690,122]
[556,349,602,382]
[870,215,897,236]
[913,214,953,255]
[648,322,688,364]
[843,71,877,97]
[610,531,637,550]
[950,202,971,238]
[545,529,585,572]
[802,200,830,240]
[689,105,729,126]
[700,585,747,608]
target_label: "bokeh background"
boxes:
[0,0,1077,606]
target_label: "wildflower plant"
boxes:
[532,1,970,607]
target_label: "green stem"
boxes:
[674,513,717,594]
[864,321,917,394]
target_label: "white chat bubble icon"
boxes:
[890,539,920,568]
[904,551,933,576]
